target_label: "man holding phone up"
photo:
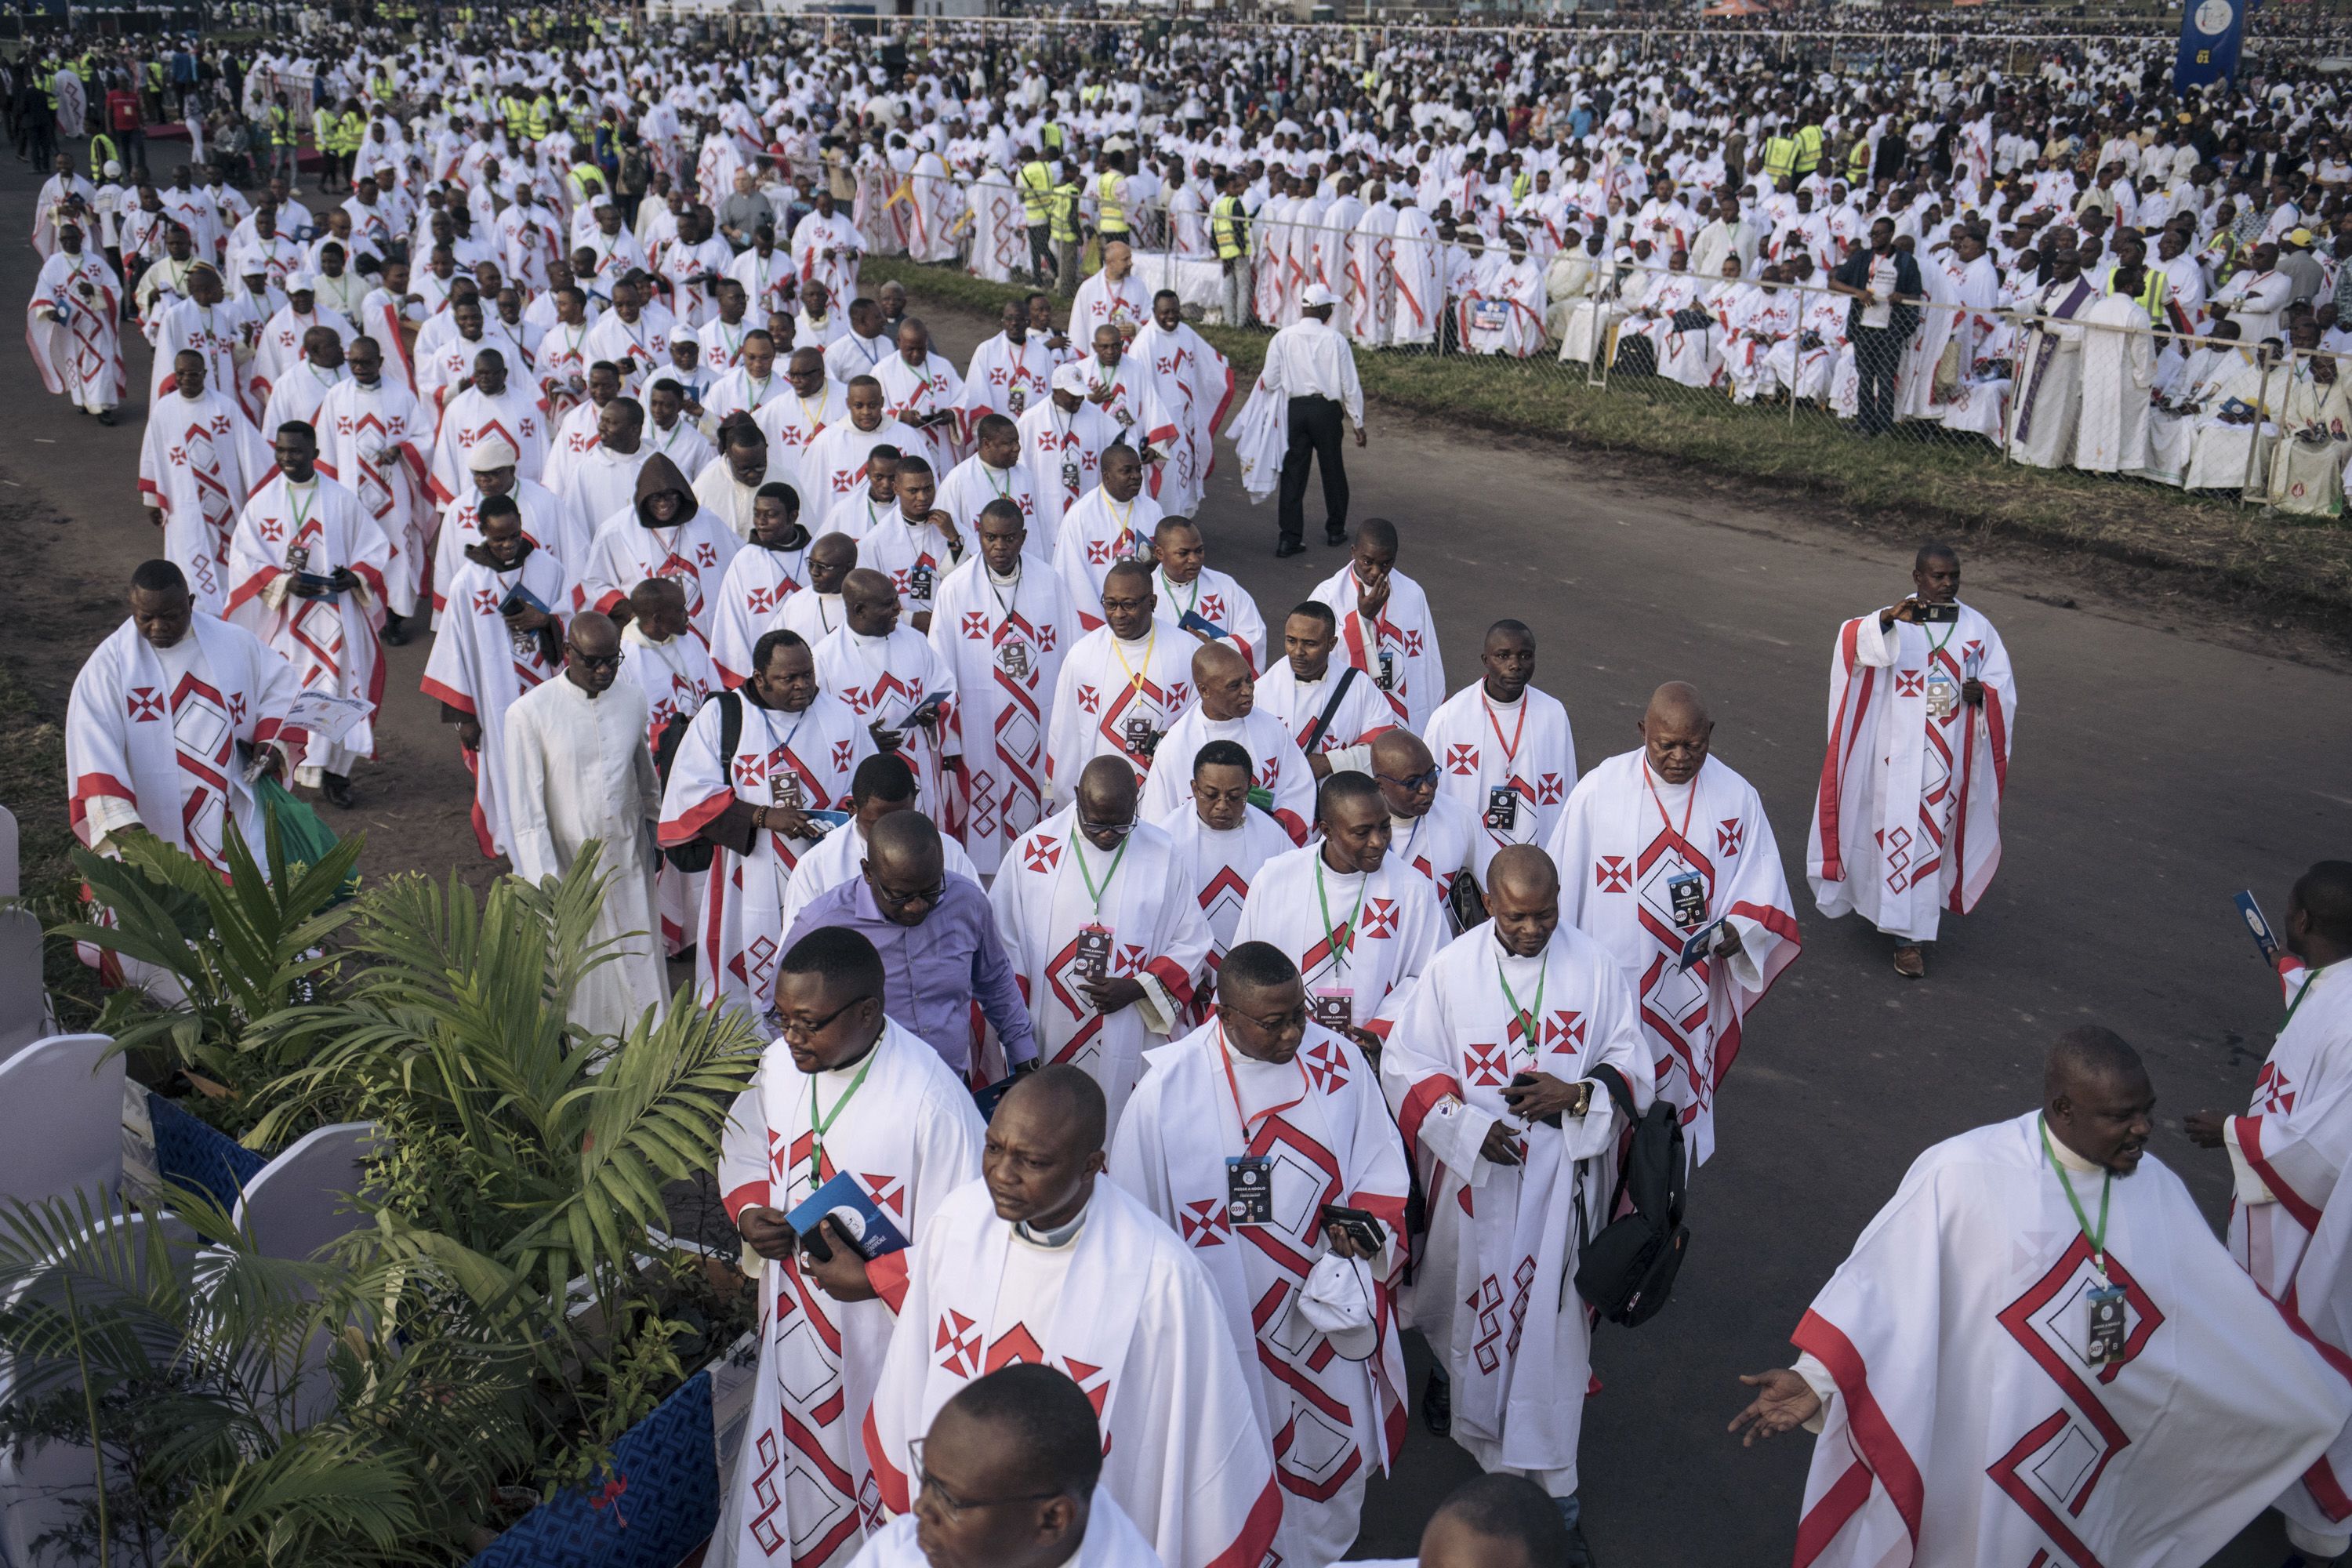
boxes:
[1109,941,1410,1568]
[1807,541,2017,979]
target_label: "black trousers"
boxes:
[1278,394,1348,544]
[1852,325,1900,436]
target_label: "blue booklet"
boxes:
[1178,609,1228,640]
[972,1075,1019,1121]
[2236,891,2281,964]
[785,1171,909,1260]
[1676,916,1727,973]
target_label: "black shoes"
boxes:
[1275,538,1307,558]
[1326,527,1348,546]
[379,612,410,646]
[1422,1370,1451,1435]
[321,772,355,809]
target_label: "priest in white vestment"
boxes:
[1421,621,1578,872]
[1809,546,2016,978]
[863,1068,1282,1568]
[1126,294,1235,519]
[753,350,850,485]
[27,219,125,419]
[1138,643,1313,845]
[802,378,924,539]
[314,335,434,626]
[1382,848,1653,1551]
[937,417,1044,542]
[1161,740,1301,1011]
[2071,291,2155,474]
[426,349,552,501]
[1309,521,1446,732]
[873,320,968,476]
[1018,364,1125,560]
[959,300,1058,426]
[989,761,1213,1130]
[499,612,670,1040]
[927,499,1078,876]
[138,350,274,615]
[1051,447,1162,631]
[710,484,815,688]
[1544,683,1800,1167]
[813,569,961,839]
[1254,603,1399,776]
[1045,561,1199,802]
[578,452,742,639]
[2005,255,2100,470]
[1732,1029,2351,1568]
[1111,942,1409,1566]
[716,927,985,1568]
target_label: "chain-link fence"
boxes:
[833,162,2347,517]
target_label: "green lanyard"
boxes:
[2283,970,2320,1031]
[807,1041,880,1186]
[285,479,318,541]
[2039,1114,2112,1278]
[1313,856,1370,976]
[1923,612,1958,662]
[1495,953,1548,1058]
[1069,827,1129,916]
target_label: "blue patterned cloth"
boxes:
[146,1092,267,1211]
[470,1371,718,1568]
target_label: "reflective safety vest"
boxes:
[146,61,163,93]
[1510,172,1532,203]
[1050,178,1082,243]
[1095,171,1127,235]
[270,104,296,147]
[1040,122,1064,153]
[89,130,118,181]
[1794,123,1824,176]
[2113,265,2167,322]
[528,94,552,141]
[1210,193,1246,260]
[502,94,528,140]
[1018,159,1053,224]
[37,71,56,110]
[314,107,339,154]
[1762,134,1798,182]
[1846,137,1870,184]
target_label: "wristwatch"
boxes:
[1567,1080,1595,1119]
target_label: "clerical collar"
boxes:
[2045,1129,2100,1174]
[987,561,1022,586]
[1014,1201,1088,1249]
[759,527,811,554]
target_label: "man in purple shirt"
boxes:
[782,810,1038,1078]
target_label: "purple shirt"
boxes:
[784,871,1038,1075]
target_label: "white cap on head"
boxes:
[1300,283,1335,309]
[1051,361,1091,396]
[103,159,122,177]
[468,436,521,471]
[287,271,318,295]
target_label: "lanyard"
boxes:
[986,568,1022,622]
[796,393,828,435]
[1109,625,1157,705]
[746,373,771,405]
[1216,1022,1309,1138]
[1103,492,1137,554]
[1495,951,1548,1058]
[1163,568,1201,618]
[985,460,1014,499]
[2038,1114,2113,1278]
[2284,969,2321,1030]
[1642,760,1697,842]
[1922,611,1958,662]
[285,479,318,539]
[1481,691,1528,768]
[1069,826,1129,915]
[1313,855,1370,976]
[807,1040,880,1185]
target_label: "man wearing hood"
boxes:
[579,451,742,644]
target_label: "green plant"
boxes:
[0,1187,535,1568]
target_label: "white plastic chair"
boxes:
[232,1122,381,1261]
[0,802,19,898]
[0,1034,124,1210]
[0,908,49,1065]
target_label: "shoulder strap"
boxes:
[718,688,743,763]
[1301,663,1359,754]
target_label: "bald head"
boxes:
[1370,728,1433,779]
[568,611,620,657]
[1646,681,1710,731]
[1075,757,1138,839]
[1641,681,1715,785]
[2292,861,2352,959]
[811,532,858,568]
[2045,1026,2154,1174]
[1192,640,1253,720]
[867,809,942,879]
[1487,844,1559,904]
[998,1062,1108,1159]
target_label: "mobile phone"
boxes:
[1318,1203,1385,1254]
[1916,601,1960,624]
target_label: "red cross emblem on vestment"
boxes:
[1200,594,1225,622]
[1180,1198,1230,1248]
[935,1311,984,1377]
[695,542,718,568]
[1445,743,1479,776]
[861,1173,906,1217]
[731,752,767,789]
[471,588,502,616]
[960,612,989,640]
[1022,837,1062,874]
[830,739,855,771]
[228,694,247,724]
[1360,898,1399,939]
[1400,630,1425,655]
[1537,772,1565,805]
[1543,1011,1587,1052]
[1035,622,1057,652]
[126,688,164,722]
[1465,1041,1510,1087]
[1302,1037,1350,1092]
[746,586,780,614]
[1595,855,1632,893]
[1717,818,1744,857]
[1076,684,1101,716]
[830,470,861,495]
[1964,638,1984,664]
[1894,670,1926,698]
[257,516,285,544]
[1084,539,1112,565]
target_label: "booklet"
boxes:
[785,1171,909,1261]
[902,690,951,727]
[1178,609,1228,641]
[2235,891,2281,965]
[1675,916,1727,973]
[972,1075,1019,1122]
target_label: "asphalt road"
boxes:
[6,143,2347,1565]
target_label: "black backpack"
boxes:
[656,691,740,874]
[1572,1062,1689,1328]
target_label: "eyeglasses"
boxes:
[1221,1002,1308,1037]
[776,996,865,1043]
[872,876,946,910]
[908,1440,1067,1522]
[1076,816,1136,840]
[1374,768,1441,792]
[567,647,625,672]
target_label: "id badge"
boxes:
[1926,674,1958,720]
[1376,650,1397,691]
[1225,1156,1274,1225]
[1122,714,1160,759]
[909,563,935,604]
[285,542,310,573]
[994,638,1030,679]
[1309,987,1354,1030]
[1074,922,1112,983]
[2085,1282,2127,1366]
[1112,404,1134,428]
[1007,387,1025,413]
[1667,869,1708,930]
[769,771,803,808]
[1484,784,1519,833]
[1061,457,1081,492]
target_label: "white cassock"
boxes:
[1545,750,1802,1166]
[1070,267,1152,342]
[2006,274,2099,470]
[645,416,717,484]
[1233,845,1444,1052]
[791,209,864,304]
[419,546,572,858]
[1124,320,1235,519]
[1110,1019,1409,1565]
[959,330,1056,424]
[1153,566,1266,674]
[753,383,851,491]
[2073,292,2155,474]
[1309,564,1446,733]
[927,555,1079,877]
[824,332,894,388]
[989,809,1211,1128]
[1808,606,2017,945]
[1051,489,1163,630]
[874,351,968,474]
[1078,363,1181,497]
[542,400,608,497]
[1017,399,1124,558]
[314,375,435,619]
[657,688,876,1020]
[803,417,924,539]
[616,622,720,956]
[224,473,392,778]
[1348,205,1398,347]
[862,1178,1282,1568]
[845,1492,1160,1568]
[1045,624,1198,802]
[568,443,659,555]
[432,479,581,615]
[260,362,343,440]
[249,303,354,407]
[428,383,550,499]
[1421,684,1578,873]
[696,454,800,545]
[499,673,670,1038]
[1389,794,1483,918]
[1254,660,1398,768]
[27,248,125,413]
[702,364,781,427]
[1381,920,1652,1494]
[713,1022,985,1568]
[151,297,241,412]
[812,625,961,831]
[1786,1112,2349,1568]
[1458,256,1547,358]
[710,539,815,688]
[580,310,672,394]
[1138,706,1314,846]
[858,515,960,627]
[137,387,273,615]
[727,245,797,323]
[579,490,743,637]
[935,454,1042,539]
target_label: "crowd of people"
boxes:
[34,9,2352,1567]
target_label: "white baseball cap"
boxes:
[1051,361,1091,395]
[1300,283,1336,309]
[469,436,521,470]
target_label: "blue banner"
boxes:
[2175,0,2247,89]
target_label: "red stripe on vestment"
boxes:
[1790,1309,1923,1552]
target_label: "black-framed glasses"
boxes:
[1220,1001,1308,1037]
[1076,815,1136,840]
[873,876,946,910]
[567,646,625,672]
[1375,768,1441,792]
[776,996,865,1043]
[909,1439,1067,1521]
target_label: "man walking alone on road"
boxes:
[1262,282,1364,557]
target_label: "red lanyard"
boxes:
[1481,693,1528,768]
[1642,760,1696,842]
[1217,1022,1309,1138]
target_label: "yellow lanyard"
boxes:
[1109,625,1156,705]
